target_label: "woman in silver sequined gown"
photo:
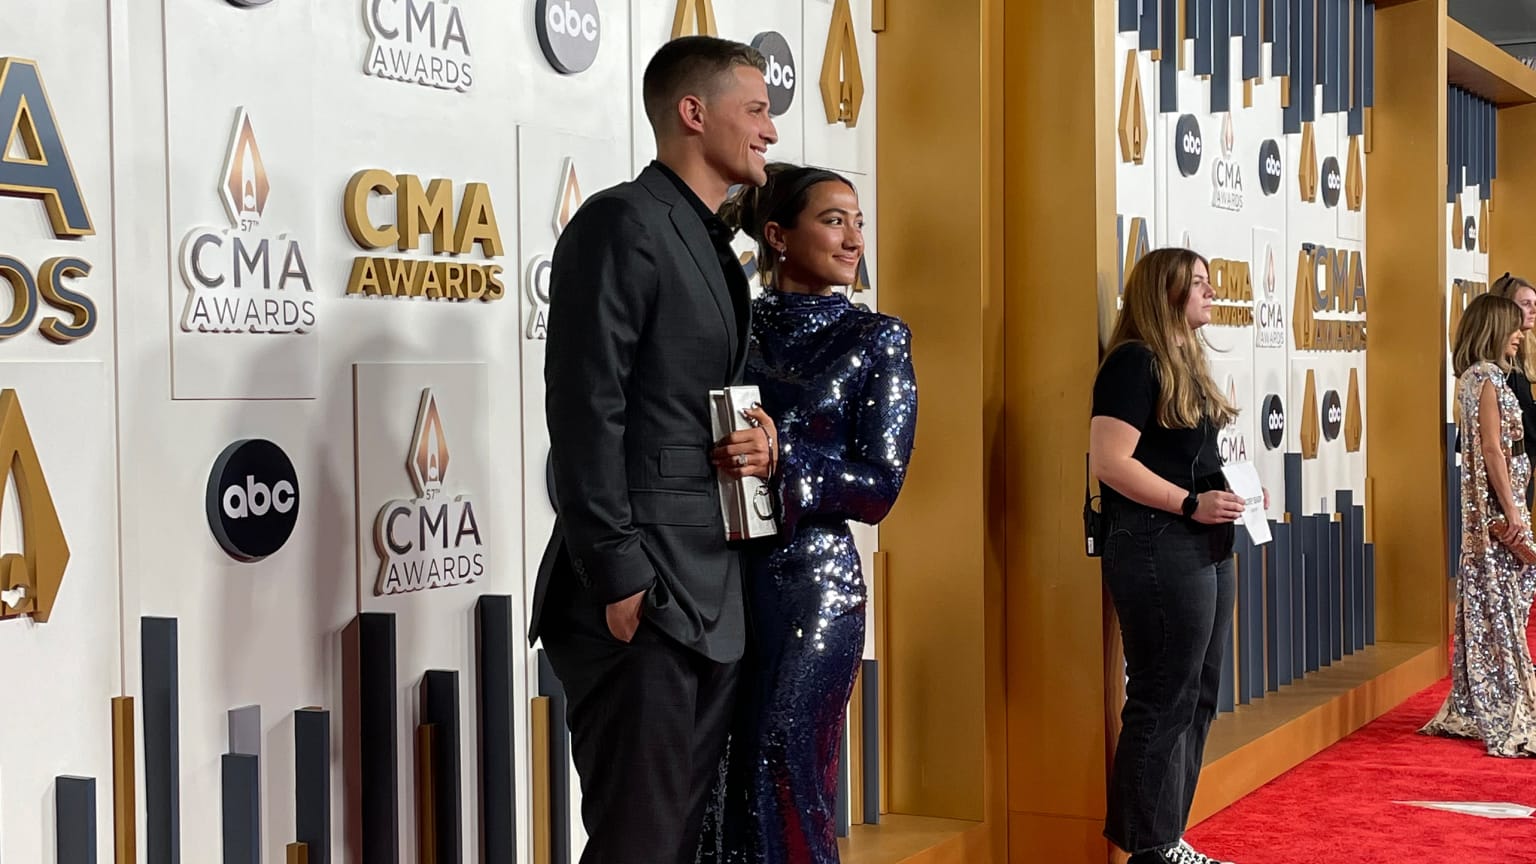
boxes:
[1421,293,1536,757]
[698,165,917,863]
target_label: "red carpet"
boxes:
[1185,629,1536,863]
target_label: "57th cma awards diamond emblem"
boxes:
[373,389,484,595]
[179,108,314,334]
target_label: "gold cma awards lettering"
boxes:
[344,169,505,302]
[180,108,315,334]
[0,57,99,344]
[1292,244,1367,352]
[374,389,484,595]
[525,157,584,339]
[0,390,70,624]
[1206,258,1254,327]
[365,0,473,92]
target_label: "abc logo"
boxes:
[1175,115,1203,177]
[206,438,300,562]
[1258,140,1282,196]
[1321,390,1343,441]
[537,0,600,75]
[1465,216,1479,247]
[1321,157,1342,208]
[751,32,797,117]
[1261,394,1285,450]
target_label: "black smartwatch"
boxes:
[1181,491,1199,518]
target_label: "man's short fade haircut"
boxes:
[642,36,766,130]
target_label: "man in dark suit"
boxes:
[528,35,780,864]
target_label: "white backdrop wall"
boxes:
[0,1,881,862]
[1112,16,1369,521]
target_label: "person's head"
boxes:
[1453,293,1524,377]
[1103,247,1237,429]
[719,162,862,291]
[642,36,778,188]
[1491,272,1536,331]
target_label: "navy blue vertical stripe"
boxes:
[351,613,399,864]
[1349,0,1364,134]
[1316,514,1333,667]
[1188,0,1200,33]
[1352,504,1367,650]
[1329,517,1344,662]
[1492,92,1499,181]
[1284,454,1303,521]
[222,754,259,864]
[422,671,462,864]
[295,709,331,864]
[1318,0,1334,97]
[1277,521,1296,686]
[1300,0,1316,121]
[1162,0,1181,113]
[1304,516,1321,673]
[56,776,97,864]
[1335,0,1348,112]
[1448,87,1459,202]
[1337,492,1357,654]
[1265,521,1282,691]
[1365,543,1376,643]
[1231,0,1243,34]
[1213,0,1232,112]
[1264,0,1276,41]
[476,596,516,864]
[1484,97,1495,199]
[1236,527,1253,705]
[1246,532,1265,699]
[1283,0,1302,131]
[1273,0,1291,75]
[536,652,571,864]
[142,617,181,864]
[1121,0,1141,34]
[862,659,881,825]
[1290,516,1307,677]
[1244,0,1262,78]
[1363,0,1375,107]
[1196,0,1215,75]
[1142,0,1162,50]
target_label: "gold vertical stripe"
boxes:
[111,696,136,864]
[871,0,886,32]
[848,668,865,825]
[531,698,551,864]
[417,725,436,864]
[286,843,309,864]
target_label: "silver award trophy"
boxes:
[709,385,780,541]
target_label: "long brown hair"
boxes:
[1452,293,1523,378]
[1101,247,1237,429]
[1490,272,1536,383]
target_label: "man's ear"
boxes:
[677,95,706,134]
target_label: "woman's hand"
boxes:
[1495,508,1525,545]
[1193,490,1247,525]
[711,405,779,480]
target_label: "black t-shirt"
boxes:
[1092,342,1224,513]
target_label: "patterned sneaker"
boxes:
[1175,839,1234,864]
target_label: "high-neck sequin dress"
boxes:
[697,289,917,864]
[1420,361,1536,756]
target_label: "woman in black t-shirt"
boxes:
[1089,248,1248,864]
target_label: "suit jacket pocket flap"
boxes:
[631,490,715,527]
[658,446,710,478]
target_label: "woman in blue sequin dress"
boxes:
[697,164,917,864]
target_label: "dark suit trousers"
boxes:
[542,601,739,864]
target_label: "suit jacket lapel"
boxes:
[638,167,738,378]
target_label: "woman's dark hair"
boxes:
[719,162,855,285]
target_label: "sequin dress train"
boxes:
[1420,361,1536,757]
[698,290,917,864]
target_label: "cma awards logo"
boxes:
[1261,393,1285,450]
[1211,114,1244,212]
[751,32,796,117]
[179,108,315,335]
[525,158,585,339]
[1175,114,1202,178]
[343,169,506,301]
[364,0,474,92]
[1254,244,1285,348]
[1217,377,1249,464]
[1258,139,1282,196]
[374,389,484,595]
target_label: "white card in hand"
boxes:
[1220,461,1271,545]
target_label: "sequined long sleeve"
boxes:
[774,320,916,538]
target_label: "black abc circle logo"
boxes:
[1465,216,1479,247]
[1321,157,1342,208]
[1321,391,1343,441]
[1262,394,1285,450]
[1258,140,1282,196]
[536,0,601,75]
[206,439,300,562]
[1175,115,1203,177]
[751,32,796,117]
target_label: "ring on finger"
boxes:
[735,453,748,467]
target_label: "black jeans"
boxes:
[1101,505,1235,855]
